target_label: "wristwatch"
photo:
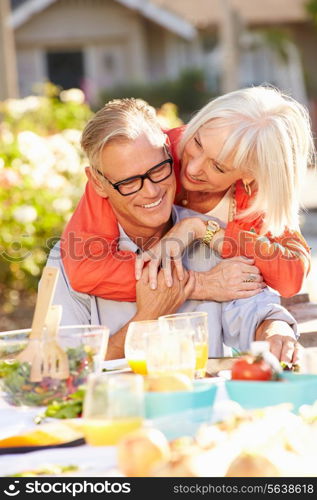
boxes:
[202,220,221,246]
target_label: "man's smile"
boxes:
[137,193,165,210]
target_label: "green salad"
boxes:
[280,361,300,372]
[35,364,126,421]
[35,387,86,422]
[8,465,79,477]
[0,345,94,407]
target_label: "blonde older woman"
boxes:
[60,87,313,301]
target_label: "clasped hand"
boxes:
[135,218,265,301]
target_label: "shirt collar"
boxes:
[118,206,179,253]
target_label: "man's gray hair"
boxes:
[81,98,165,171]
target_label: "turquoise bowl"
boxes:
[150,406,214,441]
[145,379,217,419]
[145,380,218,440]
[225,373,317,413]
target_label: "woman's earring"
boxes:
[243,181,251,196]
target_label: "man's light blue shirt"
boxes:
[47,205,297,356]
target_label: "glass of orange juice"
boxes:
[82,373,144,446]
[145,326,196,379]
[124,320,160,375]
[159,312,209,378]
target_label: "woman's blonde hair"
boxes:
[180,86,316,236]
[81,98,165,171]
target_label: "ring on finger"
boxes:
[243,273,257,283]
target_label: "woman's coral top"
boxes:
[60,127,311,300]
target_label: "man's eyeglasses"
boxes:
[95,148,173,196]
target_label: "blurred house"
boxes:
[10,0,317,105]
[10,0,201,103]
[155,0,317,99]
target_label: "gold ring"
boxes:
[243,273,257,283]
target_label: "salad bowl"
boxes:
[0,325,109,407]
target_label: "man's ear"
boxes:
[85,166,109,199]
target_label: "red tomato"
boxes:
[231,355,272,381]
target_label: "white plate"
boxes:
[0,445,118,477]
[217,370,231,380]
[101,358,129,372]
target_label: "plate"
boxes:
[0,445,117,477]
[206,357,239,376]
[217,370,231,380]
[0,438,86,455]
[101,358,130,372]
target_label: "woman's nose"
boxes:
[186,154,205,177]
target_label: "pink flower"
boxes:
[0,168,20,188]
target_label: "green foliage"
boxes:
[0,83,186,319]
[0,85,91,312]
[0,83,92,136]
[306,0,317,28]
[100,69,214,121]
[259,28,292,63]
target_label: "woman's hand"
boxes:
[135,217,203,290]
[191,256,265,302]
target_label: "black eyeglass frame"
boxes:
[95,148,174,196]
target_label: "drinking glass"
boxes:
[159,312,209,378]
[82,373,144,446]
[124,320,160,375]
[145,324,196,379]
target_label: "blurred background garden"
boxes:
[1,0,317,330]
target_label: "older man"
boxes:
[47,99,298,361]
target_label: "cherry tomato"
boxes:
[231,355,272,381]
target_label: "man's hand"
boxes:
[255,319,301,364]
[136,266,195,320]
[191,257,265,302]
[106,266,195,360]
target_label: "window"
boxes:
[46,50,84,89]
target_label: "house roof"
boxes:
[10,0,197,40]
[152,0,309,29]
